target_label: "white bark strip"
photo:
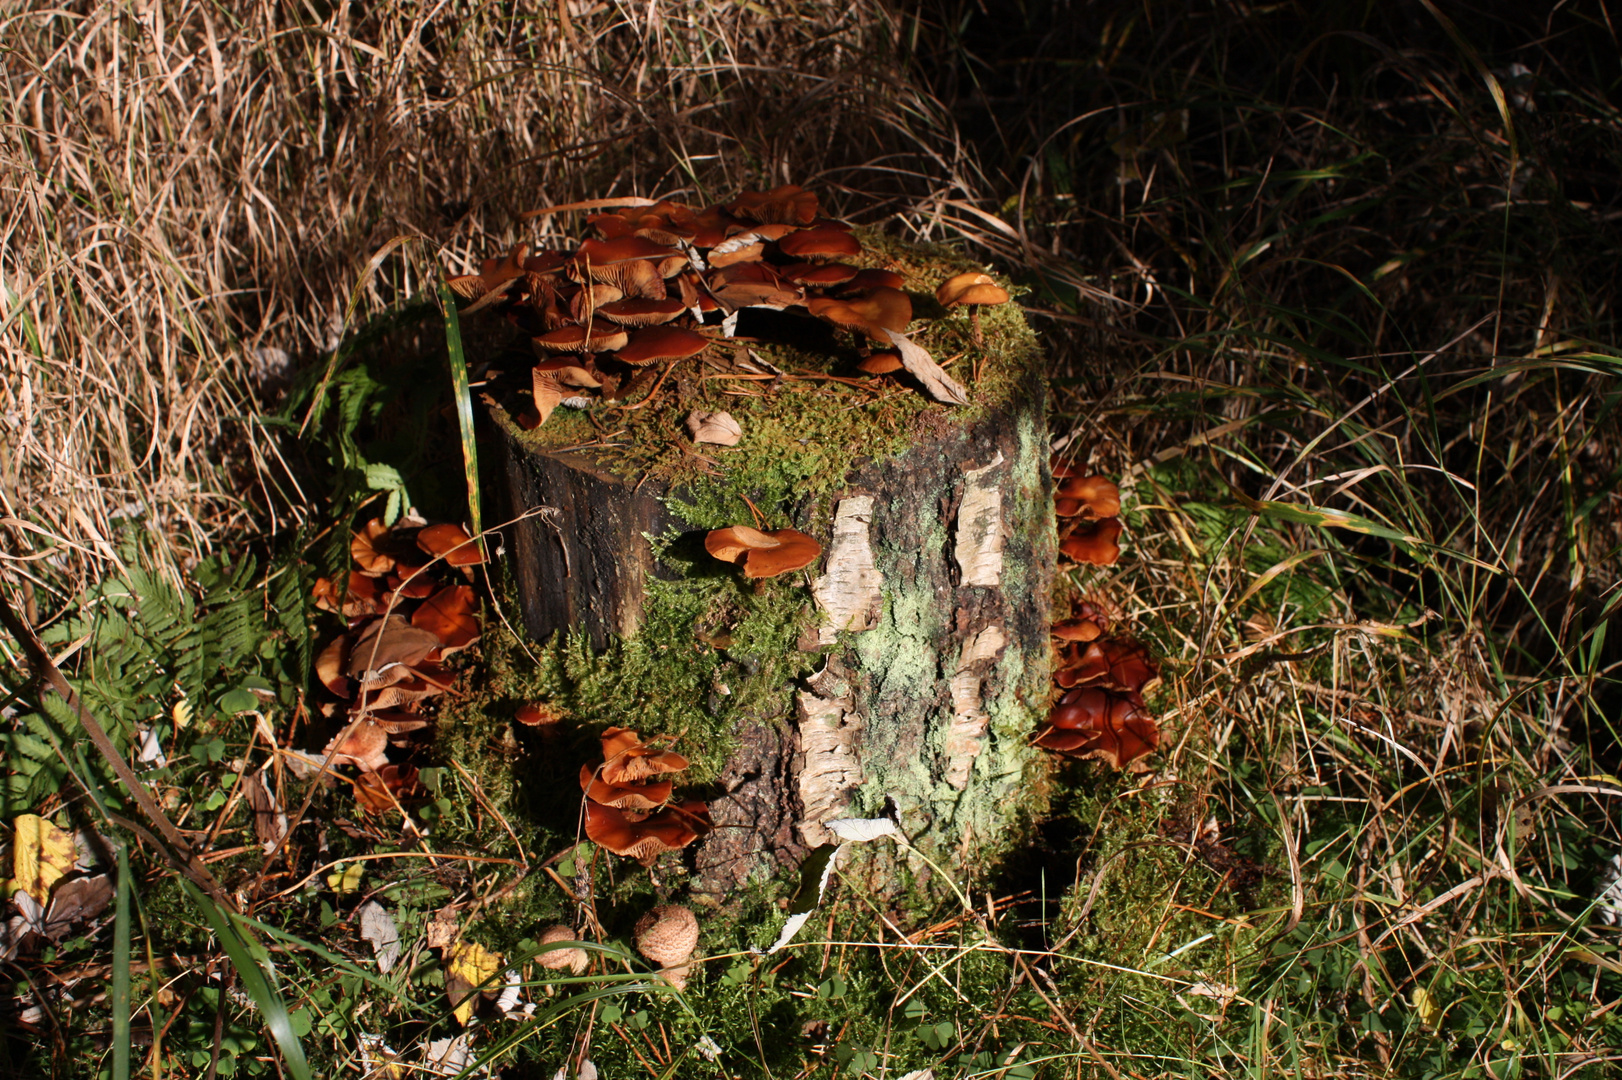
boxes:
[811,496,884,645]
[954,453,1005,587]
[944,625,1006,790]
[796,668,864,846]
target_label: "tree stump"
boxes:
[494,239,1052,904]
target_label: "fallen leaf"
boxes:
[243,770,287,850]
[424,905,460,950]
[685,410,743,446]
[12,815,75,906]
[348,615,440,684]
[357,900,401,973]
[42,874,115,940]
[883,328,969,406]
[445,940,503,1025]
[327,863,365,894]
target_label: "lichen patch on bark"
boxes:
[954,451,1006,587]
[812,495,884,645]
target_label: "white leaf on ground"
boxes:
[494,968,531,1016]
[426,1034,488,1077]
[825,817,898,843]
[357,900,401,973]
[766,910,814,956]
[136,727,167,767]
[883,328,969,405]
[898,1071,937,1080]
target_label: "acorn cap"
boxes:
[615,326,710,366]
[536,925,590,974]
[634,905,700,967]
[936,271,1010,307]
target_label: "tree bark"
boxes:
[497,270,1052,903]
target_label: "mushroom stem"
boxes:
[970,306,983,346]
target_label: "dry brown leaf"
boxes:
[883,329,969,406]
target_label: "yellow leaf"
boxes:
[172,697,193,729]
[326,863,364,894]
[1412,986,1441,1029]
[13,814,75,905]
[445,940,503,1025]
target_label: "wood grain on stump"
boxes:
[493,240,1052,903]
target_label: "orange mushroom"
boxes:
[806,288,912,341]
[579,763,674,810]
[1060,518,1123,566]
[704,526,823,578]
[615,326,710,367]
[1056,475,1121,519]
[1034,687,1159,770]
[935,271,1011,344]
[584,799,714,864]
[416,523,485,568]
[597,727,690,784]
[777,227,862,260]
[727,185,818,226]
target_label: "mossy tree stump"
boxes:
[495,238,1053,905]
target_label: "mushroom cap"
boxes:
[615,326,710,366]
[533,323,631,353]
[780,261,859,286]
[1056,475,1121,518]
[1059,517,1123,565]
[596,297,689,326]
[846,268,906,291]
[727,185,818,226]
[579,762,674,810]
[936,271,1010,307]
[598,727,690,784]
[777,227,862,260]
[584,799,712,862]
[577,236,675,267]
[515,701,563,727]
[1052,617,1104,643]
[536,925,590,974]
[1035,688,1159,770]
[567,282,625,322]
[708,262,802,311]
[412,584,481,650]
[416,523,485,566]
[806,287,912,339]
[347,614,440,681]
[634,905,700,966]
[704,526,823,578]
[325,720,391,772]
[1055,638,1159,694]
[855,352,904,375]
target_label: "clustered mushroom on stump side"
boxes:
[580,727,714,864]
[446,183,1013,421]
[1034,466,1164,771]
[310,518,487,808]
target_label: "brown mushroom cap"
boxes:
[325,720,391,772]
[1059,517,1123,565]
[634,905,700,967]
[777,227,862,260]
[1052,617,1104,643]
[533,323,631,353]
[417,523,485,566]
[580,762,675,810]
[846,268,906,291]
[781,261,860,286]
[727,185,818,226]
[704,526,823,578]
[1055,638,1160,694]
[584,799,713,862]
[536,925,590,975]
[1056,475,1121,518]
[1035,688,1159,770]
[577,236,676,266]
[806,287,912,340]
[855,352,904,375]
[615,326,710,366]
[936,271,1011,308]
[598,727,690,784]
[708,262,802,311]
[412,584,481,650]
[596,297,689,326]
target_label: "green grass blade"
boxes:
[180,881,312,1080]
[111,842,131,1080]
[437,279,482,540]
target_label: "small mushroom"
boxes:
[777,227,862,260]
[579,762,675,810]
[1060,518,1123,566]
[935,271,1011,344]
[598,727,690,784]
[704,526,823,579]
[634,905,700,990]
[416,523,485,569]
[855,352,904,375]
[616,326,710,367]
[596,297,689,326]
[806,288,913,342]
[1035,688,1159,771]
[584,799,713,864]
[536,925,590,976]
[1055,475,1120,519]
[727,185,818,226]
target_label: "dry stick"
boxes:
[0,586,236,909]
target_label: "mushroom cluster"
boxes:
[580,728,713,863]
[1033,468,1165,770]
[311,518,485,807]
[448,184,931,421]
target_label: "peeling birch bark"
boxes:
[954,452,1005,587]
[811,496,884,645]
[943,625,1007,790]
[794,666,864,847]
